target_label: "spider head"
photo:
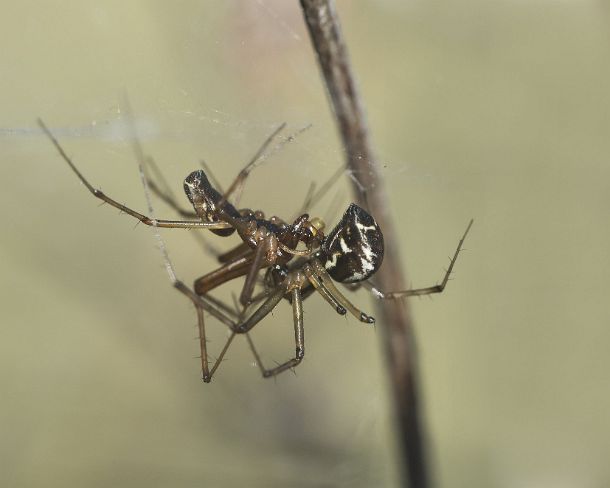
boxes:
[183,170,237,236]
[320,204,384,283]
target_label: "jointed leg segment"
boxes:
[38,119,231,230]
[366,219,474,299]
[244,288,305,378]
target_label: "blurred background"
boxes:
[2,1,610,487]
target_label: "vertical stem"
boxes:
[299,1,429,487]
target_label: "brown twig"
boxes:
[299,1,429,487]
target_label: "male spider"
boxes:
[39,119,472,382]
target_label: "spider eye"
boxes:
[322,204,384,283]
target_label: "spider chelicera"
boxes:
[39,119,472,382]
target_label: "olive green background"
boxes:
[2,2,609,487]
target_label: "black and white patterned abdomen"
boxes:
[321,204,384,283]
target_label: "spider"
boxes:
[39,119,473,382]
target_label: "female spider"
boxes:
[39,120,471,381]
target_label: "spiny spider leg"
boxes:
[293,165,346,219]
[174,283,243,382]
[38,119,231,231]
[116,108,239,383]
[201,291,242,321]
[175,285,243,382]
[235,257,375,377]
[236,286,286,333]
[221,123,286,206]
[207,332,237,380]
[145,155,197,218]
[83,112,236,382]
[244,288,305,378]
[221,123,312,208]
[190,244,297,378]
[307,260,376,324]
[367,219,474,299]
[194,253,255,296]
[144,154,225,258]
[303,266,347,316]
[239,235,275,307]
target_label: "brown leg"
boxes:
[303,265,347,315]
[244,289,305,378]
[220,123,312,207]
[238,236,275,307]
[116,115,240,383]
[366,219,473,299]
[193,254,254,296]
[145,155,198,218]
[39,119,231,230]
[220,123,286,206]
[172,282,238,382]
[235,286,286,333]
[217,241,252,264]
[292,164,346,219]
[305,260,375,324]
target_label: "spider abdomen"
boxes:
[321,203,384,283]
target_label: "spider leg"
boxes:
[303,266,347,315]
[142,155,229,257]
[305,260,376,324]
[244,288,305,378]
[149,155,232,258]
[292,165,346,219]
[201,292,241,321]
[140,233,239,382]
[38,119,231,230]
[145,155,198,218]
[366,219,473,299]
[221,123,312,207]
[173,283,258,383]
[116,107,239,383]
[239,235,276,307]
[181,291,237,382]
[217,241,252,264]
[236,285,286,333]
[206,331,237,381]
[193,235,276,307]
[221,123,286,206]
[194,254,254,296]
[178,286,215,381]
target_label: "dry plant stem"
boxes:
[299,1,429,487]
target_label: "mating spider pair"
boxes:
[39,119,472,382]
